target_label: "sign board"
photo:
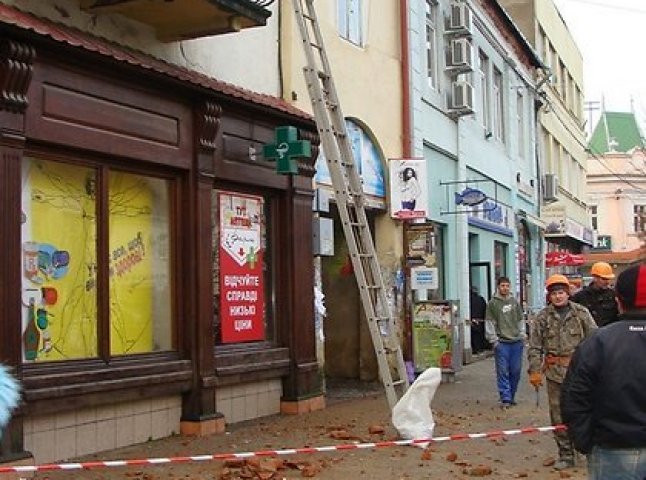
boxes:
[389,158,428,220]
[594,235,612,250]
[412,302,454,372]
[467,200,513,237]
[541,205,593,245]
[410,266,439,290]
[545,251,585,267]
[218,192,265,343]
[315,120,386,198]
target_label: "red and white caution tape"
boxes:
[0,424,567,474]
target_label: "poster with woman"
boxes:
[389,159,428,219]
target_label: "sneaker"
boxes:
[499,402,512,410]
[510,400,518,406]
[553,458,574,470]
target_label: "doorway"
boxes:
[469,262,492,300]
[321,205,378,381]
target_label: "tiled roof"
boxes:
[589,111,645,154]
[586,246,646,265]
[0,4,312,121]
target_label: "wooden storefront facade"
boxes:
[0,6,321,464]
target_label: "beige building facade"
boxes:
[500,0,593,259]
[280,1,405,382]
[588,149,646,254]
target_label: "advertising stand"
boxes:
[411,300,461,381]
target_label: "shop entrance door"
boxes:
[469,262,492,300]
[321,205,378,382]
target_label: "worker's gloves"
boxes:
[529,372,543,388]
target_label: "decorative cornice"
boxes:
[298,128,319,177]
[197,100,222,152]
[0,39,35,113]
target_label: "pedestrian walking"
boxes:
[571,261,619,327]
[470,286,488,354]
[527,274,597,471]
[562,263,646,480]
[484,276,525,409]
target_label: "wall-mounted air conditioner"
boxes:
[542,173,559,203]
[446,37,474,72]
[449,80,474,114]
[447,1,473,35]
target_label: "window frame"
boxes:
[633,205,646,233]
[212,185,280,351]
[20,148,180,365]
[492,66,504,142]
[516,90,525,158]
[338,0,363,46]
[478,50,491,132]
[425,0,439,90]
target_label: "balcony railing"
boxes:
[81,0,276,41]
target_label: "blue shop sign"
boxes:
[467,200,513,237]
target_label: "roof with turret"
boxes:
[588,111,645,154]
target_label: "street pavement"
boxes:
[34,354,588,479]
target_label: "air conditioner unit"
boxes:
[542,173,559,203]
[448,1,473,35]
[446,37,473,72]
[449,80,474,114]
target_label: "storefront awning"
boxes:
[518,211,546,229]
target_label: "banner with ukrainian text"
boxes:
[218,192,265,343]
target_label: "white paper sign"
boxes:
[411,266,438,290]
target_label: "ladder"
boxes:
[292,0,410,409]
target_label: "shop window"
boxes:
[516,222,531,311]
[211,190,274,345]
[21,158,174,362]
[109,172,172,355]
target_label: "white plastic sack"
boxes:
[391,367,441,449]
[0,364,20,436]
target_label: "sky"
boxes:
[552,0,646,132]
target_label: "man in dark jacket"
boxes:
[470,286,488,354]
[571,261,618,326]
[562,263,646,480]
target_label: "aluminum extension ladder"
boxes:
[292,0,410,409]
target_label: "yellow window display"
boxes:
[108,172,172,355]
[21,158,173,362]
[21,158,98,361]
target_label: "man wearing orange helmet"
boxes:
[527,274,597,470]
[571,261,619,327]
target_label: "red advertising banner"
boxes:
[218,192,265,343]
[545,251,585,267]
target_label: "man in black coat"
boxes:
[469,286,488,354]
[571,261,618,327]
[561,263,646,479]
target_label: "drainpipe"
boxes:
[400,0,412,157]
[456,117,469,366]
